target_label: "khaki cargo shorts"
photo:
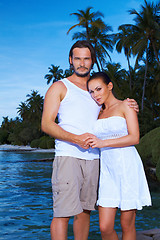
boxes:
[51,156,99,217]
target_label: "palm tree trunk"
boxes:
[86,24,90,42]
[141,46,148,112]
[95,58,101,71]
[126,54,132,90]
[97,55,104,71]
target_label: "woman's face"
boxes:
[88,78,112,105]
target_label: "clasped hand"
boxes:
[78,133,103,149]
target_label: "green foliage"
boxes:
[39,136,48,149]
[17,90,43,124]
[156,158,160,181]
[30,136,55,149]
[8,132,22,146]
[136,127,160,165]
[38,136,55,149]
[46,138,55,149]
[0,129,9,144]
[30,139,41,148]
[152,140,160,166]
[136,127,160,181]
[0,90,44,146]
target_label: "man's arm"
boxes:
[41,81,91,149]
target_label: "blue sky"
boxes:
[0,0,154,124]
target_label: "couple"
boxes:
[41,40,151,240]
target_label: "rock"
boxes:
[118,229,160,240]
[118,232,122,240]
[153,233,160,240]
[142,228,160,236]
[137,233,153,240]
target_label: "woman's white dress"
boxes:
[94,116,151,210]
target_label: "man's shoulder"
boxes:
[49,79,67,90]
[45,79,67,98]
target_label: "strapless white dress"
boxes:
[93,116,151,210]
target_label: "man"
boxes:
[41,40,138,240]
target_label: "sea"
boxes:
[0,150,160,240]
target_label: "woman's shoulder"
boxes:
[114,99,126,109]
[119,99,130,109]
[115,99,133,117]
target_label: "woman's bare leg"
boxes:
[99,206,119,240]
[120,209,136,240]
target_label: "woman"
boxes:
[86,72,151,240]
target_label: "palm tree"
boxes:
[44,65,63,85]
[68,7,114,71]
[121,0,160,112]
[114,25,133,90]
[1,117,10,130]
[104,62,128,99]
[17,90,44,131]
[26,90,44,125]
[63,68,74,78]
[67,7,106,41]
[121,0,160,111]
[17,102,29,121]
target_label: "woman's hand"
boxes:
[77,133,95,149]
[86,135,105,148]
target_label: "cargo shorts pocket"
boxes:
[52,181,70,197]
[52,181,71,209]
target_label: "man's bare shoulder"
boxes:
[47,81,66,92]
[45,80,67,99]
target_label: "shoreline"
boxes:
[0,144,55,153]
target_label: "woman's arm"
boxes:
[88,101,140,149]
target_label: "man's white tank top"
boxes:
[55,78,101,160]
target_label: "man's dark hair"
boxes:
[69,40,96,67]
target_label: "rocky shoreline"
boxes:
[118,228,160,240]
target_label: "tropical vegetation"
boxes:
[136,127,160,182]
[0,0,160,180]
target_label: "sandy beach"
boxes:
[0,144,55,153]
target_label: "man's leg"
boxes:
[73,159,99,240]
[50,217,70,240]
[73,210,91,240]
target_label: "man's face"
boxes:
[70,47,93,77]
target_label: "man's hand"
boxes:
[75,133,95,149]
[86,135,104,149]
[127,98,139,113]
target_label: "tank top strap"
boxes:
[59,78,89,96]
[59,78,70,90]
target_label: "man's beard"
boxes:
[73,65,92,78]
[74,70,91,77]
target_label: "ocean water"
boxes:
[0,150,159,240]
